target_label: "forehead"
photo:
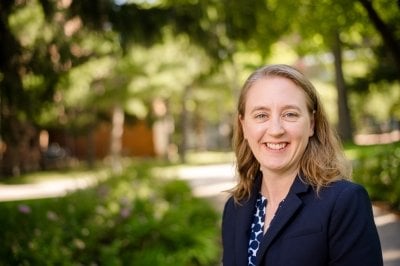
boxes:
[245,77,309,109]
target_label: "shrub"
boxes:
[0,162,221,265]
[351,142,400,211]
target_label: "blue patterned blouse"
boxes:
[248,193,267,266]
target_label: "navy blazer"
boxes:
[222,175,383,266]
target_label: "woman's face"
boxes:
[240,76,314,177]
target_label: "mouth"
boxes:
[265,142,287,150]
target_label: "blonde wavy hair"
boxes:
[231,64,351,202]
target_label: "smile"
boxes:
[265,142,287,150]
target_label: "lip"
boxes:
[265,142,288,150]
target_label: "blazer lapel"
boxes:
[234,196,256,265]
[256,176,310,265]
[235,174,263,265]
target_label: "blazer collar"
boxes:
[256,175,310,265]
[233,173,311,265]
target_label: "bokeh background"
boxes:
[0,0,399,265]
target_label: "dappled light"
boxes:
[1,0,399,265]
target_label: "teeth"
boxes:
[266,143,286,150]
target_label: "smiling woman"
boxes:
[221,64,383,266]
[240,76,314,182]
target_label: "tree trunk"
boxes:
[110,105,124,173]
[358,0,400,78]
[332,31,353,142]
[179,85,191,163]
[0,120,40,177]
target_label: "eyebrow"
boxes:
[249,105,302,113]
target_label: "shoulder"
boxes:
[321,179,374,221]
[309,179,373,218]
[222,194,254,223]
[320,179,369,200]
[222,196,239,223]
[222,195,244,216]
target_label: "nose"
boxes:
[267,117,285,136]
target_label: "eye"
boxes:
[282,112,299,121]
[254,113,268,120]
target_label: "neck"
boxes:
[260,169,297,205]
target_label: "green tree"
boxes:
[282,0,368,141]
[1,0,233,175]
[4,0,397,176]
[352,0,400,128]
[358,0,400,78]
[1,0,78,175]
[290,0,400,138]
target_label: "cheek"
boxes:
[287,124,311,141]
[242,123,265,140]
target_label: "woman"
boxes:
[222,64,383,266]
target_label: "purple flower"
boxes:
[18,204,31,214]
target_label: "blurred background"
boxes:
[0,0,399,265]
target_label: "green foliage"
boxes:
[0,162,221,265]
[351,141,400,210]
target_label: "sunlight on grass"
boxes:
[2,167,111,185]
[185,151,235,165]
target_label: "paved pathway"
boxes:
[0,171,108,202]
[0,164,399,265]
